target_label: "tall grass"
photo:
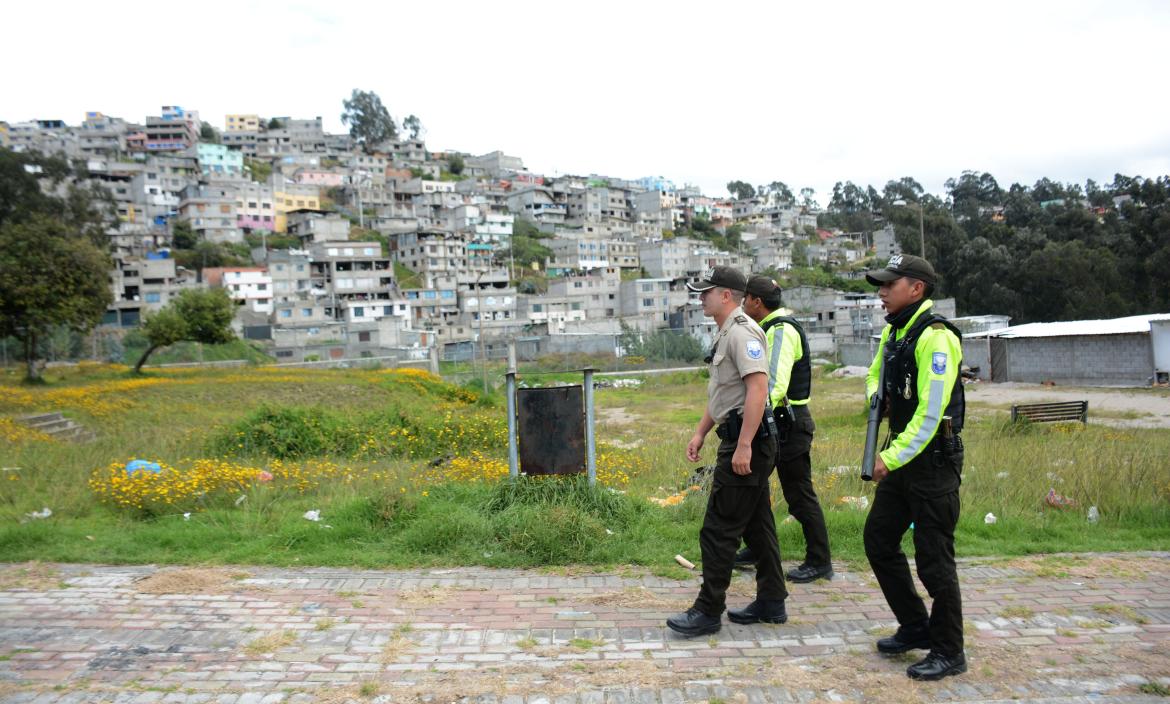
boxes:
[0,364,1166,569]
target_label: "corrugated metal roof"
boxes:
[965,313,1170,339]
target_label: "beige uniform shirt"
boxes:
[706,307,770,425]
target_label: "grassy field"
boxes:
[1,361,1167,576]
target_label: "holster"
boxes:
[717,408,776,442]
[773,405,793,444]
[932,433,964,484]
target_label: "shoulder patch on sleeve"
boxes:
[746,339,764,360]
[931,351,947,374]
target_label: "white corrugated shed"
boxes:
[965,313,1170,339]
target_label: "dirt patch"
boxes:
[0,562,62,590]
[371,660,677,702]
[134,567,250,594]
[598,406,643,448]
[996,554,1170,580]
[394,585,466,606]
[581,586,689,611]
[598,406,639,427]
[965,383,1170,429]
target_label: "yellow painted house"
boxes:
[273,188,321,233]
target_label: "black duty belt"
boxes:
[716,407,777,442]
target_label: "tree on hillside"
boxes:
[266,118,284,130]
[882,177,924,205]
[513,218,550,240]
[402,114,423,140]
[342,89,397,154]
[799,187,818,210]
[945,171,1003,220]
[510,234,553,269]
[172,240,252,274]
[0,148,115,381]
[726,180,756,201]
[767,181,794,207]
[828,181,870,214]
[448,153,465,175]
[244,157,272,184]
[133,288,236,373]
[199,123,220,143]
[0,217,113,381]
[171,219,198,250]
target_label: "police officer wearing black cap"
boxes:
[735,276,832,583]
[862,254,968,681]
[665,265,788,638]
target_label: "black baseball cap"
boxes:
[865,254,937,286]
[745,275,781,299]
[687,265,747,293]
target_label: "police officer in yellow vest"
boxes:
[863,254,968,681]
[735,276,833,583]
[666,265,788,637]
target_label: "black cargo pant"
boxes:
[775,405,831,567]
[694,425,787,616]
[863,440,964,656]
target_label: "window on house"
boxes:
[279,309,291,318]
[302,308,312,317]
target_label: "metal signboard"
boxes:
[516,386,585,475]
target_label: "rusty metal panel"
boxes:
[517,386,585,476]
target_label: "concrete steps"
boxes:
[16,411,97,442]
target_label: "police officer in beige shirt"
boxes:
[666,265,789,637]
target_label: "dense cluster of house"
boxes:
[3,107,924,363]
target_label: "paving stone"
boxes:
[0,557,1167,703]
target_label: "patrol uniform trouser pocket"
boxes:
[907,449,961,499]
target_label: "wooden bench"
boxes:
[1010,401,1088,424]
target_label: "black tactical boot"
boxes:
[666,608,721,637]
[876,620,931,654]
[786,563,834,583]
[907,651,967,680]
[727,599,788,625]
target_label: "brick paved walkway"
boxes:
[0,554,1167,703]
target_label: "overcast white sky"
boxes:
[4,0,1168,200]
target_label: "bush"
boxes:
[495,503,607,563]
[218,405,356,458]
[399,499,493,553]
[485,475,644,527]
[208,402,507,460]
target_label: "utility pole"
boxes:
[476,268,488,393]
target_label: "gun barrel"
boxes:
[860,393,882,481]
